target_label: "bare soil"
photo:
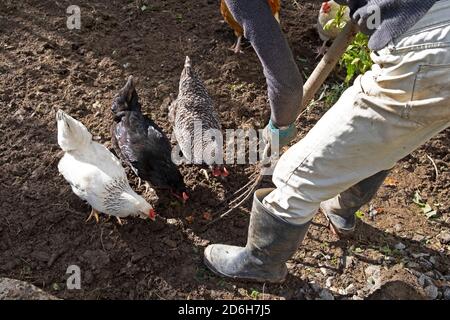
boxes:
[0,0,448,300]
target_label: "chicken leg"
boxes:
[230,35,243,54]
[115,217,124,226]
[86,208,100,223]
[315,40,329,59]
[200,168,210,181]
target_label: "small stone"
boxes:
[394,242,406,250]
[443,287,450,300]
[237,288,247,296]
[318,289,334,300]
[407,262,420,269]
[345,256,355,269]
[424,285,439,300]
[428,256,436,265]
[314,272,324,278]
[384,256,395,264]
[419,257,433,269]
[166,218,178,225]
[286,262,295,269]
[345,284,356,295]
[418,274,432,287]
[309,282,321,292]
[438,231,450,244]
[365,265,381,291]
[352,295,363,300]
[365,265,380,277]
[98,57,114,68]
[320,267,329,276]
[92,101,102,109]
[325,276,334,288]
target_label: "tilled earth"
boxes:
[0,0,449,300]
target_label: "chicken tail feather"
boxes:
[121,75,135,101]
[184,56,192,69]
[112,76,141,114]
[56,109,92,152]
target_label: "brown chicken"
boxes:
[220,0,281,53]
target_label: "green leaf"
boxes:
[351,57,361,65]
[422,203,433,214]
[355,210,365,219]
[323,19,335,31]
[380,245,392,256]
[250,290,260,299]
[413,191,438,218]
[354,247,364,253]
[413,191,424,206]
[425,210,438,219]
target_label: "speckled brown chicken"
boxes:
[169,57,228,179]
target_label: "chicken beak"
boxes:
[182,192,189,202]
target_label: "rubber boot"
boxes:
[204,188,310,283]
[320,170,390,235]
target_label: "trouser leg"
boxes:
[320,170,390,234]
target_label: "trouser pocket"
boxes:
[409,64,450,125]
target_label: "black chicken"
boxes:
[111,76,188,203]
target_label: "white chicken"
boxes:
[316,1,351,57]
[56,110,155,224]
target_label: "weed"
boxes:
[339,32,373,84]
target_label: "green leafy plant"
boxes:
[323,5,348,31]
[250,289,260,299]
[413,191,438,219]
[340,32,373,84]
[323,5,373,84]
[379,245,392,256]
[324,82,347,106]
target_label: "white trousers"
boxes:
[264,0,450,225]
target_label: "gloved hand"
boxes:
[262,119,297,155]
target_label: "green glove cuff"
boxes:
[268,119,296,138]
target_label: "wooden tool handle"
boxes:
[300,22,359,113]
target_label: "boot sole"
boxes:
[320,207,355,238]
[203,255,287,284]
